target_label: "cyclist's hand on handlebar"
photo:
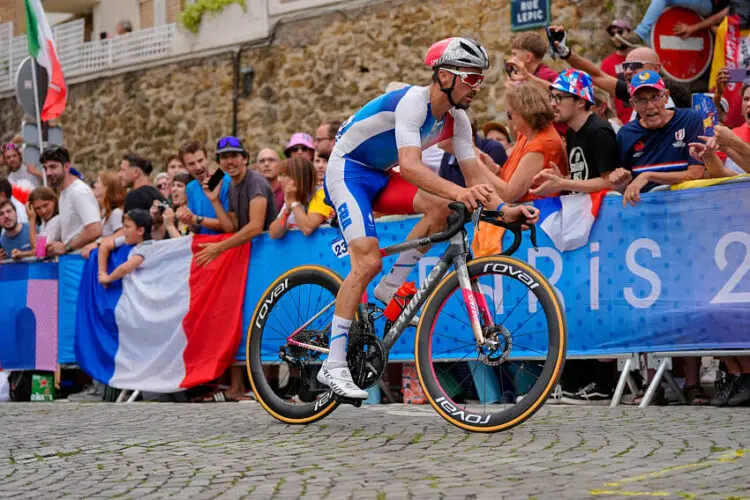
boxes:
[456,184,494,211]
[503,205,539,228]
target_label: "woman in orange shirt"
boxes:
[483,83,568,204]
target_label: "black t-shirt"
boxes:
[565,114,618,186]
[228,169,277,230]
[124,185,165,212]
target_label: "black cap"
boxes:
[125,208,153,238]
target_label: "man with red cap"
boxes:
[610,70,705,207]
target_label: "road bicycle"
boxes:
[246,203,567,432]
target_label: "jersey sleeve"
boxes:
[308,189,334,220]
[452,110,476,162]
[394,88,428,150]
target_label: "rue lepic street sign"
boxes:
[14,57,48,119]
[511,0,551,32]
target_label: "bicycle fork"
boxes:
[454,253,493,346]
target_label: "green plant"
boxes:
[179,0,247,34]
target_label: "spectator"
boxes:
[22,187,62,258]
[531,69,617,197]
[195,136,276,263]
[482,121,513,151]
[116,19,133,36]
[256,148,284,213]
[0,177,28,225]
[97,209,153,289]
[119,153,166,212]
[0,200,31,260]
[195,136,276,402]
[95,170,127,237]
[550,26,692,116]
[483,83,568,203]
[610,71,706,208]
[618,0,728,47]
[165,153,187,186]
[176,140,232,236]
[439,120,508,188]
[284,133,315,162]
[2,142,42,190]
[164,172,192,238]
[41,146,102,256]
[506,32,559,91]
[314,120,341,157]
[592,91,623,133]
[154,172,170,200]
[313,150,328,187]
[601,20,635,124]
[80,171,127,259]
[269,157,333,239]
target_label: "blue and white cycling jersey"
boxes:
[333,85,475,170]
[325,85,476,244]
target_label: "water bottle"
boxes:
[383,282,417,321]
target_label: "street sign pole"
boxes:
[29,57,46,186]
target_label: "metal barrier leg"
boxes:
[639,359,668,408]
[115,390,129,403]
[663,371,686,404]
[626,373,639,395]
[610,358,632,408]
[126,390,140,403]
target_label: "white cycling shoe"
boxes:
[317,361,368,400]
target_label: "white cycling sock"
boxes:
[374,248,423,303]
[328,315,352,365]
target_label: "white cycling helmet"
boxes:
[424,37,490,70]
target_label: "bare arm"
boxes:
[107,255,145,281]
[268,212,289,239]
[97,237,115,276]
[290,206,327,236]
[565,51,619,96]
[484,151,546,202]
[642,165,705,186]
[207,197,266,252]
[399,146,464,200]
[209,198,238,233]
[69,221,103,251]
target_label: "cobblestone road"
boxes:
[1,402,748,499]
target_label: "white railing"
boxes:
[0,21,176,91]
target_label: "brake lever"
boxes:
[471,205,484,232]
[529,224,539,252]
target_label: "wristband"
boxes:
[289,202,301,210]
[65,243,74,254]
[196,215,204,225]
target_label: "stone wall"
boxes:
[0,0,634,178]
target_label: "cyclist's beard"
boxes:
[455,91,476,110]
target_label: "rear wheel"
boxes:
[247,265,342,424]
[415,255,567,433]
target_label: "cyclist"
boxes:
[320,37,539,399]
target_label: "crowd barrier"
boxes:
[2,182,750,403]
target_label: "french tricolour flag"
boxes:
[75,235,250,392]
[533,191,606,252]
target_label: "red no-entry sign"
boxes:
[651,7,714,83]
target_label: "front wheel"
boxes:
[415,255,567,433]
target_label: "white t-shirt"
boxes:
[102,208,124,237]
[8,165,40,191]
[58,179,101,244]
[40,215,62,242]
[114,235,155,262]
[11,197,28,224]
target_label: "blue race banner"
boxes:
[243,182,750,360]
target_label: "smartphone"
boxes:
[207,168,225,191]
[726,67,750,83]
[503,59,516,77]
[545,25,565,59]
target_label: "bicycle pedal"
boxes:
[335,395,363,408]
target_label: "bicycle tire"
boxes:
[247,265,342,424]
[415,255,567,433]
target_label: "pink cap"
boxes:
[285,133,314,153]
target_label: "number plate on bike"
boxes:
[330,237,349,258]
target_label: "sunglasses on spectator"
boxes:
[549,92,576,104]
[441,68,484,88]
[288,145,312,153]
[631,91,666,107]
[218,137,243,149]
[607,28,627,37]
[156,183,168,189]
[622,61,651,72]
